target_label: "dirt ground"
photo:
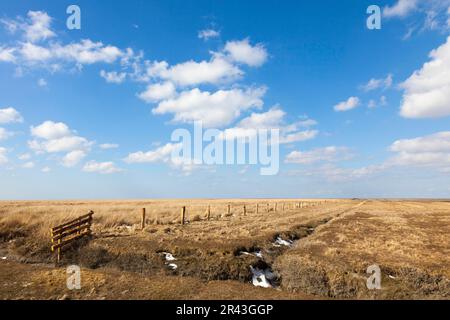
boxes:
[0,199,449,300]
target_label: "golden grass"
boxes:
[275,200,450,299]
[1,199,449,299]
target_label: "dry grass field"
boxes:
[0,199,449,300]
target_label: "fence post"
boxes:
[267,203,269,212]
[256,203,259,214]
[206,205,211,220]
[275,203,278,212]
[141,208,146,230]
[181,206,186,225]
[227,204,231,215]
[243,205,246,216]
[57,239,61,263]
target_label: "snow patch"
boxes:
[162,252,176,261]
[168,263,178,270]
[273,236,293,247]
[240,250,263,258]
[250,266,276,288]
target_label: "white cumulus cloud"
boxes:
[389,131,450,169]
[83,160,122,174]
[333,97,360,112]
[100,70,126,84]
[138,81,176,102]
[0,128,13,140]
[62,150,87,167]
[147,56,242,87]
[400,36,450,118]
[360,74,393,92]
[29,121,93,168]
[198,29,220,40]
[1,10,55,43]
[152,87,266,128]
[124,142,182,164]
[30,121,71,140]
[222,107,318,144]
[0,107,23,124]
[224,39,268,67]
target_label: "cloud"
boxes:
[218,107,318,144]
[0,128,13,140]
[152,87,266,128]
[124,142,181,164]
[30,135,92,153]
[0,107,23,124]
[37,78,47,87]
[99,143,119,150]
[383,0,418,18]
[285,146,352,164]
[100,70,126,84]
[448,7,450,27]
[224,39,268,67]
[0,39,124,75]
[24,11,55,42]
[124,142,197,174]
[360,74,393,92]
[138,81,176,102]
[289,130,450,182]
[18,153,31,161]
[383,0,450,34]
[0,47,16,62]
[400,36,450,118]
[333,96,360,112]
[0,147,8,165]
[61,150,87,167]
[41,166,50,173]
[29,121,93,168]
[21,161,35,169]
[83,160,122,174]
[30,121,71,140]
[237,107,286,128]
[287,163,386,182]
[368,96,388,109]
[280,130,319,144]
[390,131,450,153]
[146,56,242,86]
[198,29,220,40]
[1,10,56,43]
[389,132,450,168]
[105,38,266,88]
[19,42,52,61]
[18,40,123,65]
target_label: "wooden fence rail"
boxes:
[50,211,94,263]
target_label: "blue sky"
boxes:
[1,0,450,199]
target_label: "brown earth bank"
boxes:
[0,199,449,299]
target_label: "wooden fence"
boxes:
[138,201,328,228]
[50,211,94,263]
